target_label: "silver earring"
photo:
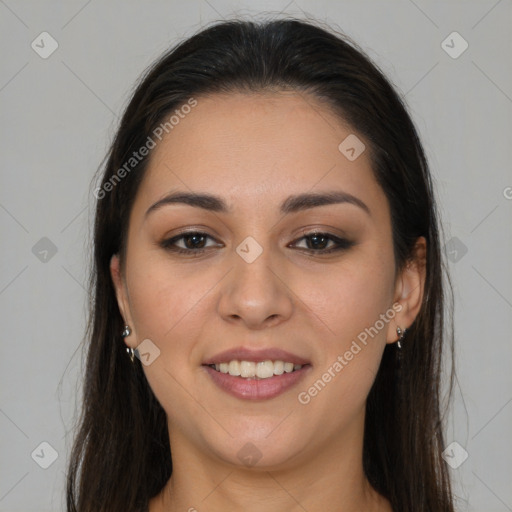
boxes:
[122,326,134,363]
[396,326,406,349]
[126,347,135,363]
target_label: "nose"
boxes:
[217,245,294,330]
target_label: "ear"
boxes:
[110,254,137,347]
[386,237,427,344]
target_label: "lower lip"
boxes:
[203,365,312,400]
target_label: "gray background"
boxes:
[1,1,511,511]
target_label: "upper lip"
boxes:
[203,347,310,366]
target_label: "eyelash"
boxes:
[159,230,354,256]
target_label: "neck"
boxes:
[150,414,391,512]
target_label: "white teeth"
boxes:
[273,360,284,375]
[284,362,294,373]
[240,361,256,378]
[256,360,274,379]
[228,360,241,376]
[210,359,305,379]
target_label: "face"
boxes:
[111,91,424,470]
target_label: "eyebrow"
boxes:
[145,190,370,218]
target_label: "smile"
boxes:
[203,361,312,400]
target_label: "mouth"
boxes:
[202,348,312,400]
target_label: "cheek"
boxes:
[298,253,395,348]
[124,250,231,392]
[126,254,220,340]
[294,248,395,409]
[124,255,220,419]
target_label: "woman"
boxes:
[67,18,455,512]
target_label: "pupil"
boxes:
[185,234,205,249]
[309,234,327,249]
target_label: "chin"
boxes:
[202,420,309,471]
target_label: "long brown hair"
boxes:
[67,17,455,511]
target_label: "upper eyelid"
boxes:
[167,229,342,240]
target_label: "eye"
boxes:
[160,231,222,255]
[290,231,354,254]
[160,230,354,257]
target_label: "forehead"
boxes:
[134,91,386,216]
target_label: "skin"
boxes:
[111,91,426,512]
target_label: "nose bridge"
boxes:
[217,235,293,328]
